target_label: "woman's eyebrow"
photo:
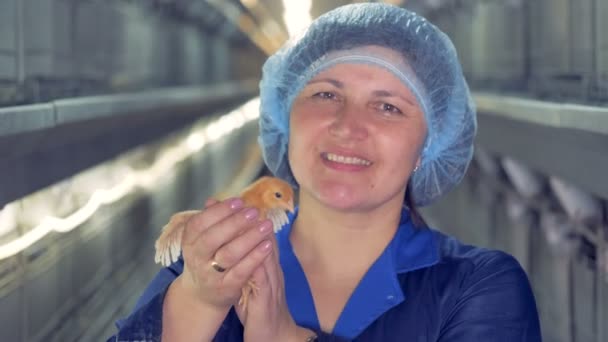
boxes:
[307,78,343,88]
[372,89,416,106]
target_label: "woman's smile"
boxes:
[320,151,373,171]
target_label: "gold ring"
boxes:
[211,260,227,273]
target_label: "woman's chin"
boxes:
[313,183,369,211]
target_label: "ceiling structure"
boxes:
[147,0,469,56]
[231,0,470,55]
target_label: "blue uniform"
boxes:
[109,209,542,341]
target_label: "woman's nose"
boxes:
[328,103,368,140]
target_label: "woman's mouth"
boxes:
[321,152,373,167]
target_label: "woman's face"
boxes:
[288,58,428,212]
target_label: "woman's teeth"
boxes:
[325,153,371,166]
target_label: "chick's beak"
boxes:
[285,199,295,214]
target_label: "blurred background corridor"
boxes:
[0,0,607,341]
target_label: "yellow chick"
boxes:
[154,176,295,309]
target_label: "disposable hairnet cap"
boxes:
[258,3,477,206]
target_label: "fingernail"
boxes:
[260,240,272,252]
[258,221,272,234]
[244,208,259,221]
[229,198,244,210]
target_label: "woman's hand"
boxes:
[162,197,275,340]
[237,240,317,342]
[180,197,275,309]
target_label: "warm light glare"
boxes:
[186,132,206,152]
[0,204,17,237]
[282,0,312,37]
[0,98,261,260]
[243,98,261,120]
[205,122,223,142]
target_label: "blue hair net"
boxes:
[258,3,477,206]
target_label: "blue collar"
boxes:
[276,207,439,339]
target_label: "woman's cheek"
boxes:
[289,119,319,182]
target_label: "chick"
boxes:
[154,176,295,308]
[238,176,295,231]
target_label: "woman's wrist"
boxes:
[162,276,231,341]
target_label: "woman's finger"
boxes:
[195,207,262,261]
[204,198,220,208]
[212,219,274,270]
[260,241,282,301]
[182,198,244,246]
[223,239,273,286]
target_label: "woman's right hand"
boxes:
[162,197,274,341]
[179,197,275,309]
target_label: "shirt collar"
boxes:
[391,208,440,273]
[276,206,439,339]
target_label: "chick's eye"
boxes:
[274,192,282,199]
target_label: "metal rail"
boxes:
[474,92,608,135]
[0,80,258,136]
[473,92,608,201]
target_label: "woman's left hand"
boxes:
[236,241,315,342]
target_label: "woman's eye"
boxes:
[379,103,403,115]
[312,91,336,100]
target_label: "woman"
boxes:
[110,3,541,341]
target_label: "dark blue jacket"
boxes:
[109,209,542,341]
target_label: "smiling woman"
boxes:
[289,58,427,213]
[109,3,542,342]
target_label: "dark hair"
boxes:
[405,182,427,228]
